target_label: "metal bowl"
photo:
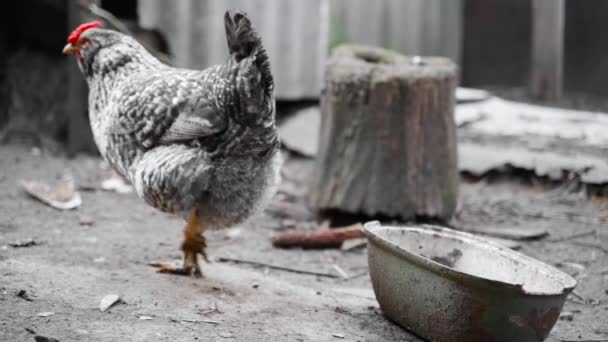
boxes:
[363,222,576,342]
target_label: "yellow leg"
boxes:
[150,210,208,277]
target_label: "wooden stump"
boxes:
[309,45,459,221]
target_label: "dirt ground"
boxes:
[0,144,606,342]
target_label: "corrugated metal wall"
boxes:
[138,0,330,100]
[330,0,463,65]
[138,0,462,100]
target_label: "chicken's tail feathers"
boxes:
[224,10,274,97]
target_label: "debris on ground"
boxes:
[198,302,222,316]
[331,264,349,279]
[171,317,221,325]
[457,225,548,240]
[34,336,60,342]
[216,257,339,278]
[341,238,367,252]
[0,144,606,340]
[20,176,82,210]
[548,230,597,242]
[36,312,54,317]
[78,216,95,226]
[559,311,576,321]
[478,236,522,250]
[99,294,122,312]
[9,239,42,248]
[17,289,33,301]
[100,172,133,194]
[272,223,363,249]
[219,331,234,338]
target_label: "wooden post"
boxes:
[66,0,98,155]
[309,45,459,221]
[530,0,565,101]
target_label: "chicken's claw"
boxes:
[150,210,207,278]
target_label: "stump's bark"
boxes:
[309,45,459,220]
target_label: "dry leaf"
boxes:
[101,173,133,194]
[21,176,81,210]
[37,312,54,317]
[99,294,121,312]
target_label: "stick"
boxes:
[272,223,364,249]
[182,319,220,325]
[570,241,608,254]
[332,264,349,279]
[547,229,596,242]
[216,257,339,278]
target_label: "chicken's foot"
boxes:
[150,210,208,277]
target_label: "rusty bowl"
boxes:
[363,222,576,342]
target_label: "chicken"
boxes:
[63,12,281,277]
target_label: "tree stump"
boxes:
[309,45,459,221]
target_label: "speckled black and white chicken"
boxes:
[63,12,281,277]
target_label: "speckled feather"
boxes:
[75,12,280,229]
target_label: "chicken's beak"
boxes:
[62,43,79,55]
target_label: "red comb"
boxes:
[68,21,103,44]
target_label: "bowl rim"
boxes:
[363,221,577,296]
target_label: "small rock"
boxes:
[138,315,153,320]
[93,257,106,263]
[37,312,54,317]
[224,228,242,240]
[34,336,59,342]
[79,216,95,226]
[99,294,121,312]
[332,333,345,339]
[17,289,33,301]
[9,239,41,248]
[559,311,574,321]
[219,332,234,338]
[251,283,259,289]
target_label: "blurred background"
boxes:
[1,0,606,154]
[1,3,607,341]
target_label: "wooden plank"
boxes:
[530,0,565,101]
